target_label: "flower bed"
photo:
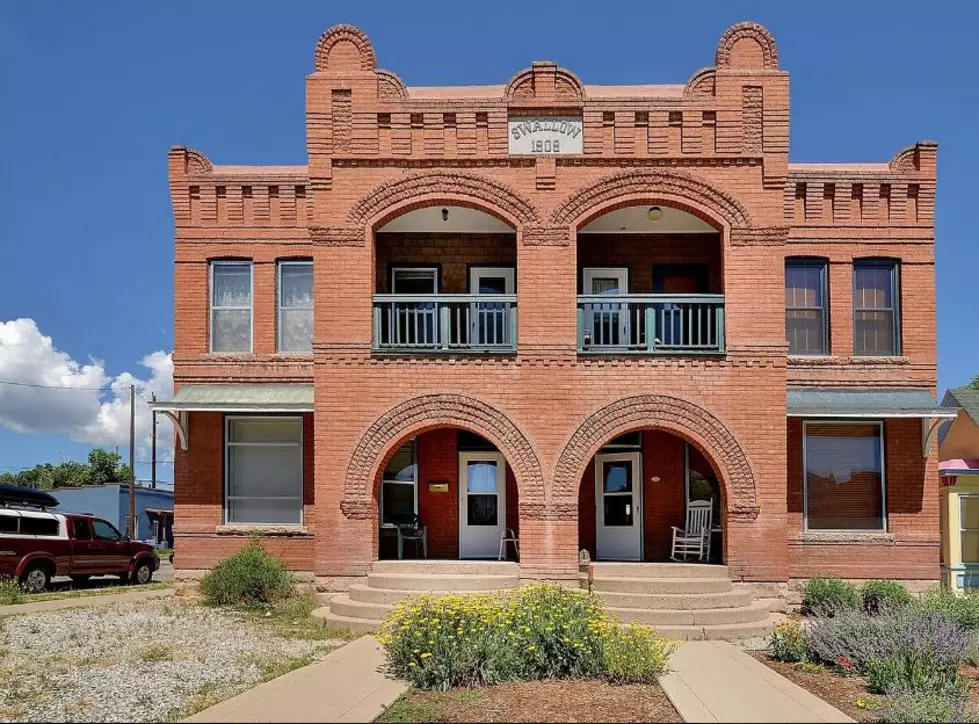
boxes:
[759,579,979,723]
[377,584,676,692]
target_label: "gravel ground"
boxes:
[0,600,344,723]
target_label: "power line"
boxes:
[0,379,110,391]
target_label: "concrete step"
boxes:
[589,563,730,579]
[607,600,771,627]
[647,615,780,642]
[312,606,380,634]
[349,584,512,605]
[329,594,391,622]
[587,576,732,595]
[371,560,518,576]
[593,589,752,610]
[367,572,520,592]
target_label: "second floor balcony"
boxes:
[370,203,724,356]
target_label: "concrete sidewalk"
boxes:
[184,636,407,723]
[660,641,852,723]
[0,588,173,617]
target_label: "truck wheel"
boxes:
[131,560,154,585]
[20,564,50,594]
[69,575,92,585]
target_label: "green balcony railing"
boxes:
[373,294,517,353]
[577,294,725,354]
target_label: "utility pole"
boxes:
[128,384,136,538]
[151,393,157,490]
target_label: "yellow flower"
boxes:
[408,662,417,667]
[413,649,420,654]
[420,652,433,659]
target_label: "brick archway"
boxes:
[341,393,544,519]
[550,168,753,230]
[552,394,759,521]
[347,172,542,230]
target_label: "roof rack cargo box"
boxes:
[0,484,59,510]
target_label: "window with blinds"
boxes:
[854,261,900,356]
[785,260,828,355]
[804,422,885,531]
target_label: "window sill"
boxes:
[787,355,839,364]
[795,531,895,545]
[215,524,311,537]
[847,355,910,365]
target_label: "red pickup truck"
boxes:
[0,485,159,593]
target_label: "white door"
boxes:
[469,267,515,347]
[459,451,506,558]
[582,267,630,347]
[595,452,643,561]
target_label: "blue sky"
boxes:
[0,1,975,481]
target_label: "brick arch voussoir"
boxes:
[549,169,753,230]
[553,395,759,521]
[342,394,544,519]
[347,172,542,229]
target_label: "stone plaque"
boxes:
[508,117,583,155]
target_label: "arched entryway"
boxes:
[577,428,725,563]
[373,427,521,560]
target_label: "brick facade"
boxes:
[166,22,940,589]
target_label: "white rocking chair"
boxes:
[671,499,713,562]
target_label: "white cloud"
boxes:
[0,318,173,459]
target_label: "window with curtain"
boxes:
[854,261,899,356]
[226,417,303,524]
[785,260,828,355]
[278,261,313,353]
[211,261,253,353]
[381,441,416,526]
[961,496,979,565]
[805,422,884,531]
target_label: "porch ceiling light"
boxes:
[441,208,449,221]
[647,206,664,221]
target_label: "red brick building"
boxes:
[157,22,953,608]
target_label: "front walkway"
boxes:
[660,641,852,723]
[183,636,407,723]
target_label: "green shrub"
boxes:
[918,588,979,630]
[199,541,295,606]
[769,620,807,663]
[601,622,675,684]
[377,584,675,691]
[802,577,860,617]
[0,577,24,605]
[876,689,977,723]
[863,580,912,615]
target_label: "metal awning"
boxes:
[149,385,313,452]
[787,389,957,419]
[788,388,958,457]
[940,459,979,476]
[150,385,314,413]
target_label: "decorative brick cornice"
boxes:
[550,169,752,229]
[309,226,364,246]
[730,226,789,247]
[342,393,544,518]
[522,226,571,246]
[715,22,779,70]
[684,67,716,97]
[346,172,541,227]
[314,25,376,73]
[553,394,759,520]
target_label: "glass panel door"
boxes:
[458,451,506,558]
[583,268,629,347]
[469,267,514,347]
[595,452,642,560]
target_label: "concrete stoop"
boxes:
[313,560,521,633]
[582,562,777,641]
